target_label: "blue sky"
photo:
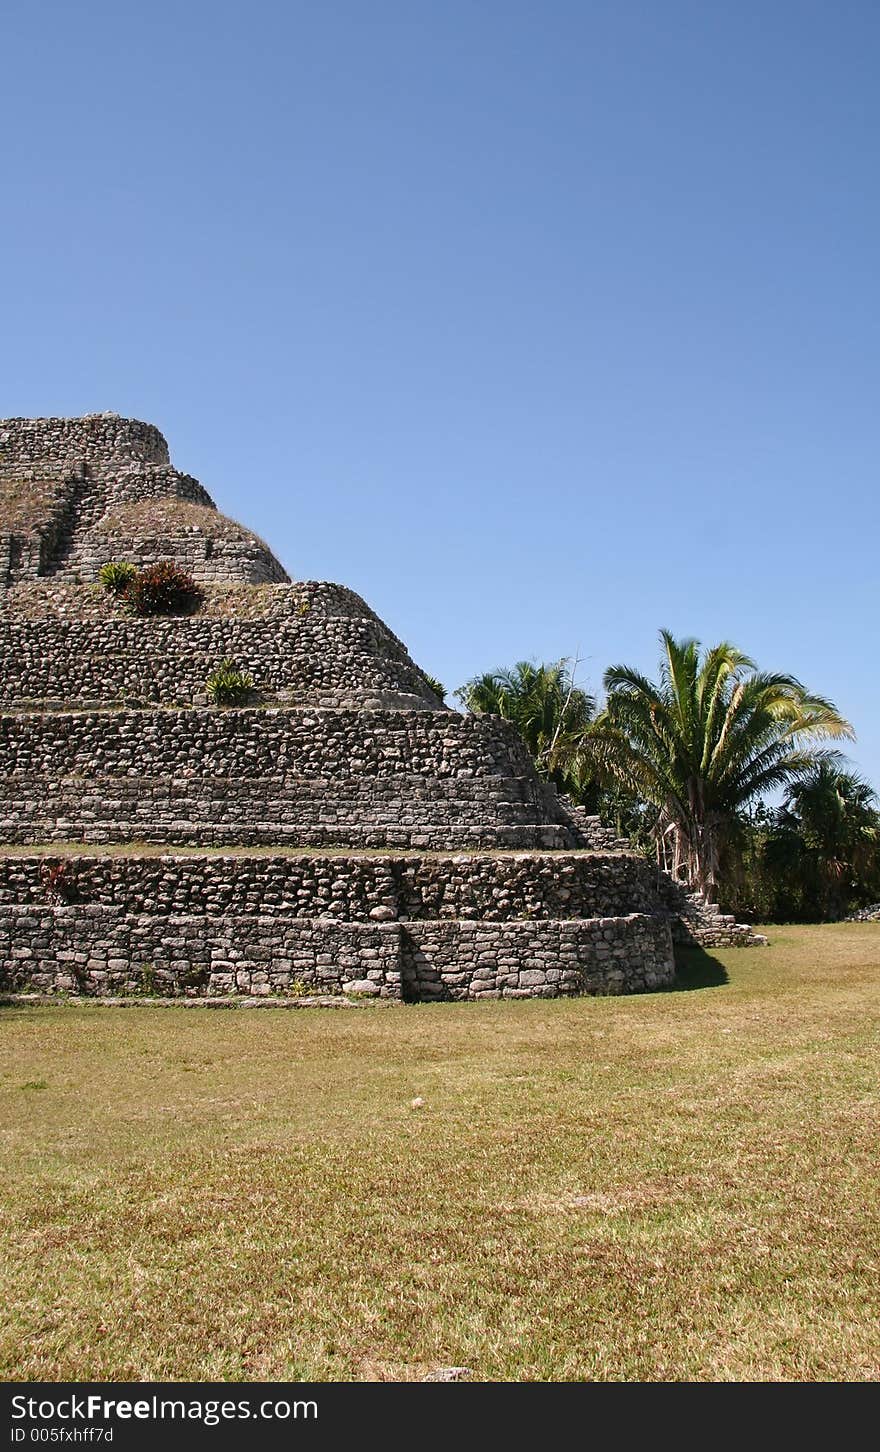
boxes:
[3,1,879,788]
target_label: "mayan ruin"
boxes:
[0,413,756,1003]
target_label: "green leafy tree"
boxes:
[456,659,596,798]
[588,630,853,898]
[763,764,879,919]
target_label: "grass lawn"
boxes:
[1,923,878,1382]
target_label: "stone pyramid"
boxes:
[0,413,686,1001]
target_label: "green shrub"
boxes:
[99,561,137,595]
[139,964,158,995]
[125,561,202,616]
[422,673,446,702]
[206,659,256,706]
[287,977,313,997]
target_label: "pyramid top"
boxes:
[0,413,171,472]
[0,413,445,712]
[0,413,289,587]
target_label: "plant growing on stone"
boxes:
[98,560,137,595]
[139,963,158,995]
[125,561,203,616]
[206,659,256,706]
[287,977,313,997]
[40,861,77,905]
[422,674,446,702]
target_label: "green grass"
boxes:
[1,923,878,1382]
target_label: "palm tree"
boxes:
[770,763,879,918]
[587,630,853,898]
[456,659,595,797]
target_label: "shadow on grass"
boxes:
[671,945,729,991]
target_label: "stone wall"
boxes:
[0,585,442,708]
[2,579,414,626]
[0,706,581,849]
[0,850,660,920]
[0,779,576,850]
[68,526,289,587]
[0,902,674,1001]
[0,849,676,1001]
[92,468,212,508]
[0,707,538,782]
[403,915,674,999]
[0,906,401,998]
[0,414,169,476]
[0,473,86,579]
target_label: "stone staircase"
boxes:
[40,470,109,578]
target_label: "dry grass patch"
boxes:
[0,582,296,622]
[98,498,261,543]
[0,476,67,533]
[0,924,878,1381]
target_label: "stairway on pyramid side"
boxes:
[0,413,685,1000]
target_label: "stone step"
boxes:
[0,614,437,708]
[0,819,579,851]
[0,707,537,784]
[0,849,659,920]
[0,906,676,1001]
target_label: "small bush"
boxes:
[423,673,446,702]
[139,964,158,995]
[125,561,202,616]
[99,561,137,595]
[41,861,77,904]
[287,977,313,997]
[206,659,256,706]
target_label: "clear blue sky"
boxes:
[3,1,878,788]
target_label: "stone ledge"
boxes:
[0,908,675,1001]
[0,849,660,920]
[0,992,367,1010]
